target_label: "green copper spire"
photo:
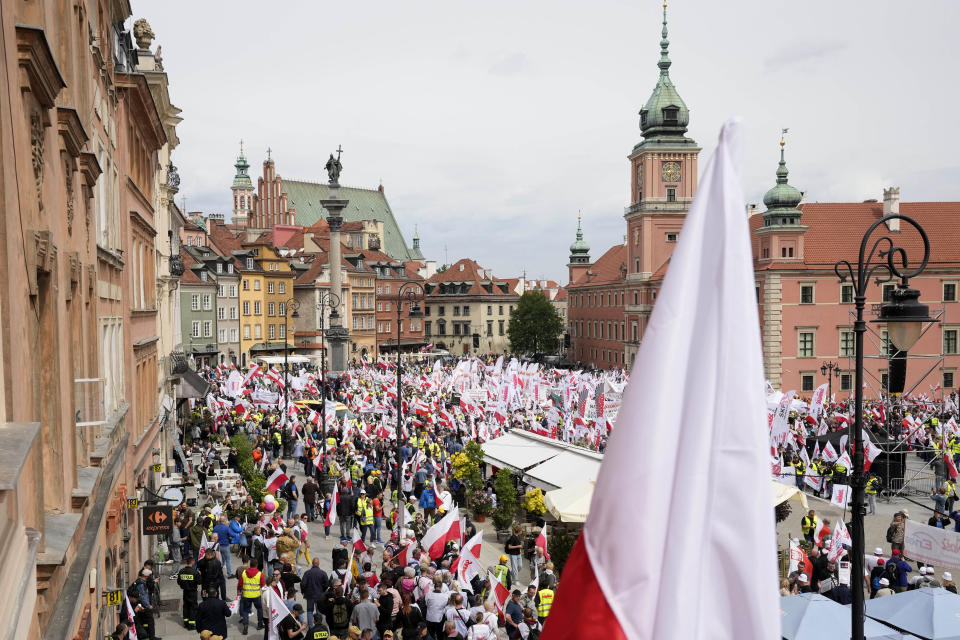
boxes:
[232,140,252,189]
[762,135,804,226]
[659,2,671,75]
[569,214,591,264]
[638,2,690,140]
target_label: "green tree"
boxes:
[508,290,564,355]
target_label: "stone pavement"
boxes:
[147,499,516,639]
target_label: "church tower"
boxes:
[567,215,591,284]
[623,2,701,366]
[231,142,254,227]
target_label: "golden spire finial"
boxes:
[780,127,789,147]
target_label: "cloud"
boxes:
[762,41,849,73]
[489,52,527,76]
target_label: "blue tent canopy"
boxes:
[781,593,905,640]
[866,588,960,639]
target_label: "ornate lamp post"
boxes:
[395,282,425,501]
[282,298,300,457]
[316,291,340,468]
[835,214,936,640]
[820,361,841,400]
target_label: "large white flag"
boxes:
[541,120,780,640]
[268,588,292,640]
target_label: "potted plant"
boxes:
[492,469,517,535]
[523,488,547,522]
[469,489,493,521]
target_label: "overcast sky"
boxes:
[141,1,959,284]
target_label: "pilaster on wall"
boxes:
[762,273,783,388]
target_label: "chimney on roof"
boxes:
[378,183,384,194]
[883,187,900,232]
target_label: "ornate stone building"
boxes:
[0,5,183,639]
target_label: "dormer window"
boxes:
[246,257,254,269]
[200,271,208,282]
[663,106,679,125]
[640,110,648,127]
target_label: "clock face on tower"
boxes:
[661,161,681,183]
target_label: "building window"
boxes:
[254,301,261,315]
[230,306,237,320]
[498,320,505,336]
[191,294,200,311]
[840,330,854,357]
[268,302,275,316]
[437,320,445,336]
[386,321,391,333]
[841,284,853,303]
[840,373,851,391]
[230,285,237,297]
[453,306,460,316]
[267,282,274,294]
[217,307,226,321]
[666,188,676,202]
[377,302,382,312]
[218,285,226,297]
[216,262,223,274]
[666,232,678,243]
[453,323,461,336]
[230,328,238,341]
[945,283,957,302]
[243,325,250,340]
[191,321,200,338]
[635,258,640,273]
[487,305,493,315]
[632,323,638,342]
[755,286,760,302]
[946,371,956,389]
[203,321,212,338]
[945,329,959,355]
[801,374,815,392]
[800,285,814,304]
[385,302,391,312]
[278,282,285,294]
[881,372,889,390]
[200,271,208,283]
[246,257,254,269]
[882,284,895,302]
[268,325,276,340]
[377,285,382,294]
[218,328,226,342]
[439,306,445,316]
[254,280,261,291]
[278,303,286,316]
[243,301,250,315]
[498,305,503,315]
[798,331,815,357]
[203,294,212,310]
[254,324,262,339]
[243,279,249,291]
[487,320,493,336]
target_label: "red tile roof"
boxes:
[750,202,960,268]
[569,244,627,287]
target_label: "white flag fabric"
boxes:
[268,588,292,640]
[831,484,851,509]
[541,120,780,640]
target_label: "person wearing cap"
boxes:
[874,577,895,598]
[346,625,363,640]
[504,590,524,640]
[797,573,813,594]
[130,568,160,640]
[943,571,957,593]
[886,512,906,555]
[277,603,307,639]
[891,548,912,592]
[493,556,512,589]
[865,547,886,572]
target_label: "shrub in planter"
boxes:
[548,528,578,577]
[492,469,517,531]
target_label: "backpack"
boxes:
[886,525,896,543]
[331,600,349,626]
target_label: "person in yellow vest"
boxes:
[801,509,818,543]
[823,462,834,497]
[326,436,337,451]
[493,555,512,589]
[946,477,959,513]
[793,456,806,491]
[355,489,373,542]
[865,472,882,515]
[238,558,266,634]
[535,578,554,624]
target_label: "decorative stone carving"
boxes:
[27,229,57,296]
[16,26,65,108]
[167,162,180,189]
[154,45,164,71]
[132,19,154,51]
[31,110,45,213]
[63,154,75,234]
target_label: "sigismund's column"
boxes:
[321,147,350,373]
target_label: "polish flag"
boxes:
[814,518,833,548]
[946,454,959,481]
[487,570,511,613]
[539,121,779,640]
[265,468,288,495]
[456,535,482,592]
[535,524,549,559]
[351,528,367,554]
[451,530,483,574]
[394,541,415,567]
[242,363,262,387]
[420,506,461,560]
[324,482,338,528]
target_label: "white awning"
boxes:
[481,433,560,472]
[522,450,603,492]
[544,480,595,523]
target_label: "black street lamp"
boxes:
[316,291,340,470]
[282,298,300,458]
[835,214,936,640]
[395,281,425,503]
[820,361,841,400]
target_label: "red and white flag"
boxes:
[456,531,483,592]
[124,593,140,640]
[420,506,461,560]
[351,527,368,554]
[227,595,242,615]
[394,541,415,567]
[540,121,779,640]
[947,454,959,481]
[535,524,549,559]
[268,588,292,640]
[265,468,288,495]
[830,484,850,509]
[487,570,511,613]
[324,482,338,528]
